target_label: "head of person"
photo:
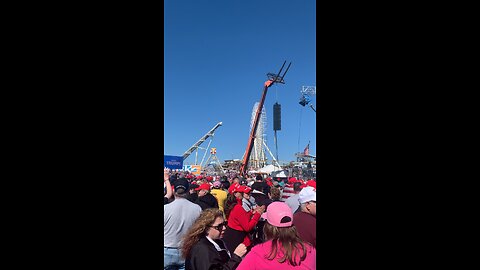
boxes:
[195,183,211,197]
[261,202,310,266]
[221,180,230,191]
[299,186,316,216]
[189,183,199,194]
[256,174,263,182]
[181,208,227,259]
[293,182,305,194]
[241,186,252,200]
[239,178,248,186]
[251,182,265,193]
[232,176,240,184]
[268,186,281,201]
[212,181,222,189]
[232,185,251,200]
[174,178,190,198]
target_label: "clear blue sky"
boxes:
[164,0,316,165]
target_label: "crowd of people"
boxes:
[164,167,317,270]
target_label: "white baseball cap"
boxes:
[298,186,316,204]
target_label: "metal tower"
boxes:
[249,102,267,169]
[182,122,222,165]
[299,86,316,113]
[203,147,226,175]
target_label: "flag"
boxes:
[303,142,310,156]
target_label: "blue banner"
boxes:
[164,155,184,170]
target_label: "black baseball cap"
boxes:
[174,178,189,193]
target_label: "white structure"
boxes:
[249,102,267,169]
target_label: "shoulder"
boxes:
[195,237,214,247]
[191,237,216,254]
[293,212,315,223]
[230,203,246,215]
[188,199,202,209]
[250,241,271,255]
[182,199,202,212]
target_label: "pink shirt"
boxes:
[236,240,316,270]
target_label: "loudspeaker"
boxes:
[273,103,281,131]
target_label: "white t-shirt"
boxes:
[164,197,202,248]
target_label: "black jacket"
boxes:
[195,193,219,210]
[187,192,198,203]
[185,236,242,270]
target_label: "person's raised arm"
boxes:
[164,167,173,199]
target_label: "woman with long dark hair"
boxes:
[236,202,316,269]
[181,208,247,270]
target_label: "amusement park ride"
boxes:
[182,122,223,167]
[178,61,315,177]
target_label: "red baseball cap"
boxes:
[232,185,251,194]
[228,182,240,194]
[306,180,316,189]
[288,177,297,183]
[241,186,252,194]
[195,183,211,191]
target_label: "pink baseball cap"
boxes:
[261,202,293,227]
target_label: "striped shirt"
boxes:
[281,184,295,201]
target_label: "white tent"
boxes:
[273,170,287,178]
[257,164,282,174]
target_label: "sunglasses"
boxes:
[210,221,228,231]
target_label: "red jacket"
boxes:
[227,199,261,246]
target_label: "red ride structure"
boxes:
[239,61,291,176]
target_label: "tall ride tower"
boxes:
[248,102,267,169]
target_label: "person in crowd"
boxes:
[268,186,282,202]
[284,182,306,213]
[210,181,228,214]
[249,198,273,246]
[281,177,298,201]
[253,174,270,193]
[250,181,269,207]
[227,182,239,195]
[231,176,240,185]
[164,168,173,205]
[257,186,280,212]
[240,185,257,212]
[223,185,265,255]
[236,201,316,269]
[239,178,248,186]
[164,178,202,270]
[221,180,230,193]
[221,175,228,183]
[292,186,316,247]
[195,183,219,210]
[181,208,247,270]
[186,183,200,203]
